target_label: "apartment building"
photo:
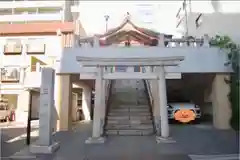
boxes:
[0,0,85,123]
[0,1,79,23]
[176,0,240,43]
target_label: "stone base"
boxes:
[156,136,176,144]
[85,137,106,144]
[30,142,60,154]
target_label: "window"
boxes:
[38,7,61,14]
[14,8,37,15]
[115,66,128,72]
[26,38,45,54]
[3,39,22,55]
[0,9,12,15]
[195,13,203,28]
[11,21,27,24]
[134,66,140,72]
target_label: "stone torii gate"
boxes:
[76,56,184,143]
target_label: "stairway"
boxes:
[105,80,154,136]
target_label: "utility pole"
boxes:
[26,88,32,145]
[183,0,189,37]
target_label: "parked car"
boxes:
[167,102,201,123]
[0,98,13,122]
[0,105,12,122]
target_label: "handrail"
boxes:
[145,80,153,105]
[102,79,114,136]
[142,79,156,133]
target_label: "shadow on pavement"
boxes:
[1,127,38,158]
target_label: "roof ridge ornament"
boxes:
[126,12,131,21]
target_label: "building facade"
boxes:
[0,0,86,123]
[0,0,79,23]
[176,0,240,43]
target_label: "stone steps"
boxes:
[115,105,149,108]
[106,124,153,130]
[112,101,148,105]
[110,108,150,112]
[107,115,152,121]
[107,119,153,125]
[108,112,151,116]
[105,129,154,136]
[105,80,154,136]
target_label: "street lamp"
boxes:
[104,15,110,32]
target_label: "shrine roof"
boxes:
[100,18,160,39]
[79,14,173,44]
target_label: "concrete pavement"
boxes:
[10,121,239,160]
[171,124,239,155]
[0,120,39,129]
[0,120,39,158]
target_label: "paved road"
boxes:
[10,122,239,160]
[1,122,39,158]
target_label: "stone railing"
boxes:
[164,38,203,47]
[159,34,210,48]
[78,34,210,48]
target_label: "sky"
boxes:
[78,1,182,36]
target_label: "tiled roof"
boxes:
[100,19,159,38]
[99,18,172,40]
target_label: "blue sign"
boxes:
[115,66,128,72]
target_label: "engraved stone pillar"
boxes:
[30,68,59,154]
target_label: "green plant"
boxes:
[210,35,240,130]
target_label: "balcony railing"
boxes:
[0,67,21,83]
[0,64,49,85]
[3,43,22,55]
[0,13,62,22]
[26,43,46,55]
[0,1,64,9]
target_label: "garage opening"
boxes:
[166,73,215,124]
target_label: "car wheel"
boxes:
[194,119,201,124]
